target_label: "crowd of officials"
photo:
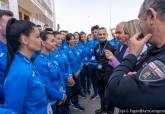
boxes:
[1,0,165,114]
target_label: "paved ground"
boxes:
[70,94,101,114]
[70,94,119,114]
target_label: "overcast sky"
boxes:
[55,0,144,33]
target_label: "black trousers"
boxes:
[97,79,107,110]
[96,71,114,114]
[80,66,91,93]
[88,67,98,95]
[55,86,71,114]
[70,78,79,105]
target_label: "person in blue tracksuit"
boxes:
[0,10,13,104]
[74,32,84,76]
[79,32,89,65]
[4,18,48,114]
[65,33,85,111]
[65,34,81,76]
[109,28,121,49]
[73,32,86,98]
[51,49,73,83]
[33,31,67,114]
[0,108,17,114]
[60,40,68,50]
[51,31,74,86]
[86,25,99,100]
[0,41,6,104]
[87,37,98,67]
[79,32,92,96]
[60,31,68,50]
[0,41,7,85]
[0,84,4,104]
[51,31,75,114]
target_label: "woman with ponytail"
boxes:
[4,18,48,114]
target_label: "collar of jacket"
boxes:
[16,52,31,64]
[149,44,165,55]
[39,51,50,58]
[99,40,108,46]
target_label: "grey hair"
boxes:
[142,0,165,20]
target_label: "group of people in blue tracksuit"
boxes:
[33,32,66,106]
[0,9,102,114]
[2,0,165,113]
[0,9,122,114]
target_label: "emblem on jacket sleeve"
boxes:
[139,60,165,82]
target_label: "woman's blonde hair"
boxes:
[123,19,141,38]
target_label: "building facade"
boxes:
[0,0,56,29]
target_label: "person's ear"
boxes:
[20,35,29,45]
[148,8,157,25]
[41,41,46,47]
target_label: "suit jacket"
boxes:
[115,44,128,62]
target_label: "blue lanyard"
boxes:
[98,41,108,56]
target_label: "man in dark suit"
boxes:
[115,22,128,62]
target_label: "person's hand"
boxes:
[47,103,53,114]
[104,49,114,60]
[63,95,67,102]
[84,62,88,66]
[74,71,80,79]
[128,33,152,57]
[58,95,67,105]
[67,76,75,87]
[124,72,137,77]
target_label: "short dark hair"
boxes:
[0,10,13,19]
[36,25,41,27]
[40,31,53,41]
[99,27,107,31]
[80,31,86,36]
[53,31,61,37]
[91,25,99,32]
[60,30,68,34]
[44,28,53,32]
[74,32,80,36]
[66,33,75,41]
